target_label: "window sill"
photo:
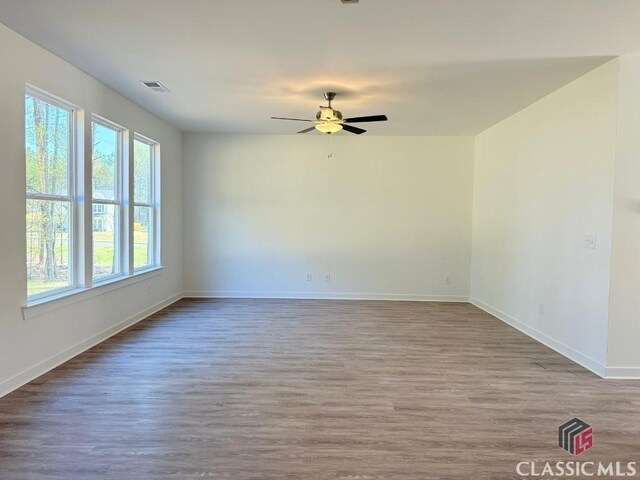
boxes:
[22,266,164,321]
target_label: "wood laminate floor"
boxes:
[1,299,639,479]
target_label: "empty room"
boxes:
[1,1,640,478]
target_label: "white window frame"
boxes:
[25,86,80,301]
[91,115,127,284]
[132,134,161,272]
[23,85,163,314]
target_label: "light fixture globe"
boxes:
[315,122,343,134]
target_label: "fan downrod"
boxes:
[324,92,336,107]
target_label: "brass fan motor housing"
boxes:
[316,109,343,121]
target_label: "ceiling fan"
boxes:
[271,92,388,135]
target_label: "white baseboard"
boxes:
[0,293,183,398]
[604,367,640,379]
[469,297,607,378]
[183,290,469,303]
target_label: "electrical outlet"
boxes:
[325,273,331,282]
[306,273,312,282]
[445,276,453,285]
[584,234,597,249]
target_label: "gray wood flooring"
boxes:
[1,298,638,479]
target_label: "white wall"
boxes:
[608,55,640,377]
[183,134,474,300]
[0,23,183,396]
[470,60,619,375]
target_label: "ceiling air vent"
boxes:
[141,81,170,93]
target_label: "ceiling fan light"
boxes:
[315,122,343,134]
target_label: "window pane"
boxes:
[26,199,72,297]
[134,139,152,204]
[134,206,153,270]
[25,95,71,197]
[93,204,119,280]
[92,122,118,201]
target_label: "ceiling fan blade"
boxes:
[297,126,316,134]
[271,116,314,122]
[344,115,388,123]
[342,124,367,135]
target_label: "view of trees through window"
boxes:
[25,93,73,297]
[92,121,121,281]
[133,138,154,270]
[26,87,160,300]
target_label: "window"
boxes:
[25,89,76,299]
[92,118,124,282]
[133,136,159,271]
[25,86,162,304]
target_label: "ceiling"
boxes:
[1,0,639,135]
